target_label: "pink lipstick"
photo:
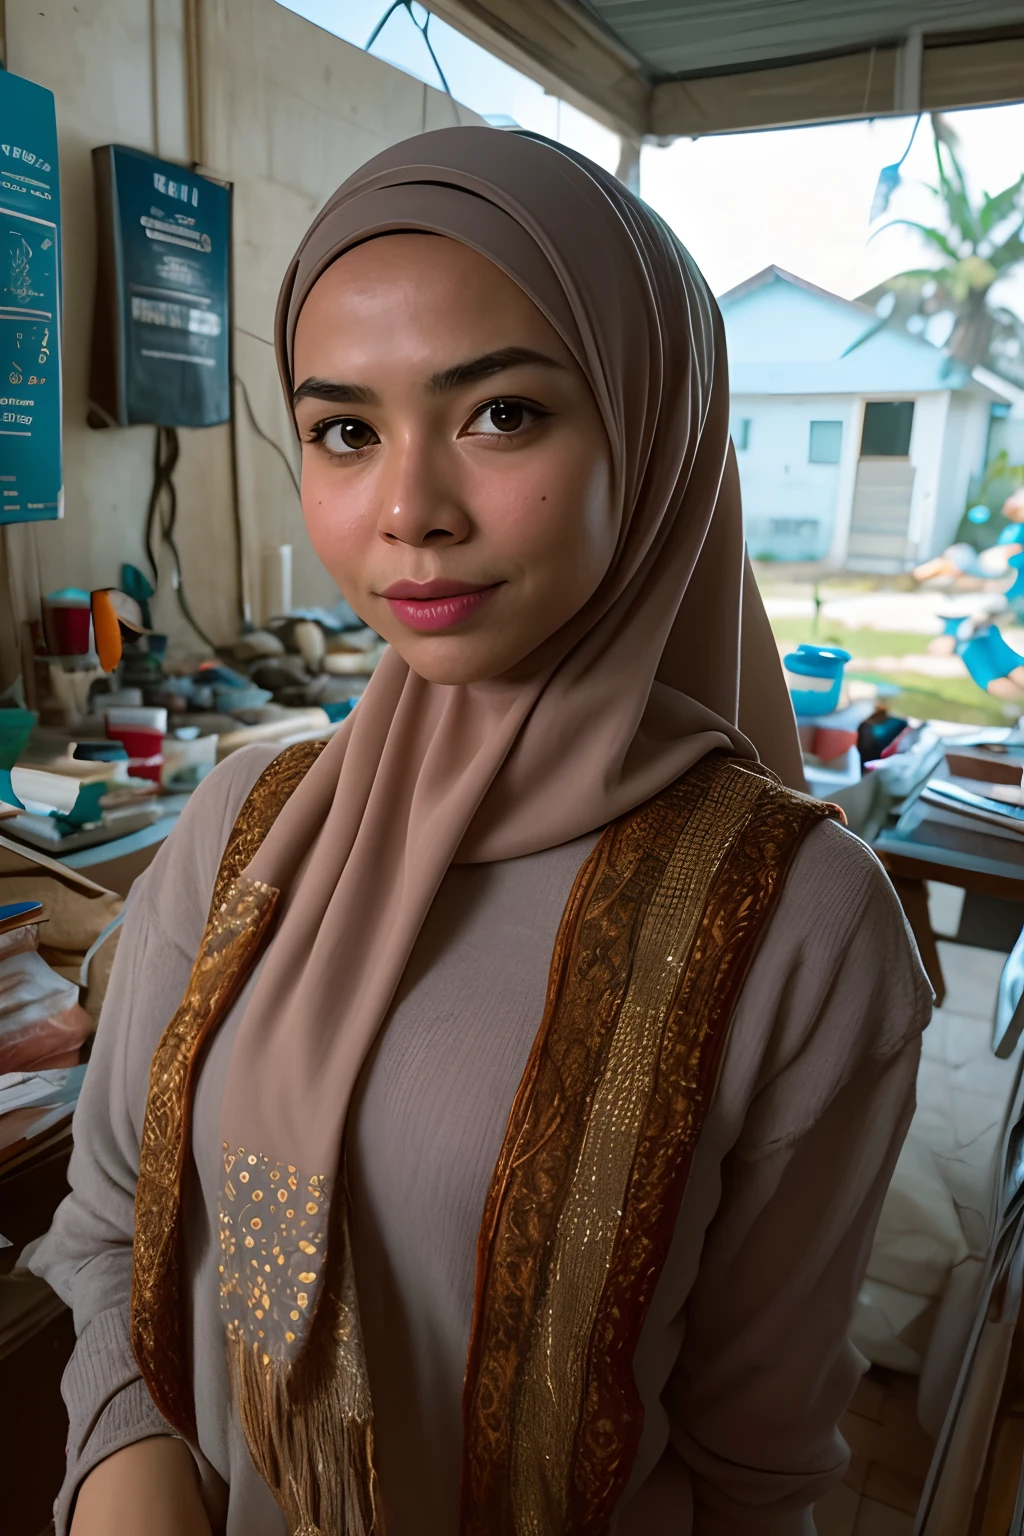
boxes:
[379,578,502,634]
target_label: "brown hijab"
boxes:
[222,127,802,1328]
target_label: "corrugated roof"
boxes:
[427,1,1024,138]
[582,0,1024,78]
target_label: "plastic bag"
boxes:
[0,941,93,1072]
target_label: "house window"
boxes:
[808,420,843,464]
[732,417,751,451]
[861,401,915,457]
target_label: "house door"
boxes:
[845,401,916,571]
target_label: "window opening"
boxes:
[809,421,843,464]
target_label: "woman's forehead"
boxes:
[292,234,576,377]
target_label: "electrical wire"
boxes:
[366,1,452,97]
[233,372,301,499]
[145,424,220,652]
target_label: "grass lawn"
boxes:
[769,616,928,659]
[769,615,1013,726]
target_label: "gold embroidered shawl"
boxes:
[131,744,840,1535]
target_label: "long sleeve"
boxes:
[25,745,280,1534]
[671,1042,920,1533]
[665,821,930,1534]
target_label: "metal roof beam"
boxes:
[650,28,1024,136]
[428,5,1024,142]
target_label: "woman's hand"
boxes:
[70,1436,213,1535]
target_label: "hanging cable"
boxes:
[869,113,922,223]
[233,373,301,499]
[366,1,452,97]
[145,425,219,652]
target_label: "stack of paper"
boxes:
[0,1065,85,1155]
[3,761,160,852]
[921,780,1024,839]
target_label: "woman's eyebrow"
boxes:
[292,348,562,409]
[427,347,564,394]
[292,377,379,407]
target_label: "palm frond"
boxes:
[934,134,981,246]
[879,267,952,288]
[989,232,1024,272]
[840,318,888,357]
[979,175,1024,235]
[869,218,959,258]
[868,116,1024,383]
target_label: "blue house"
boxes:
[719,267,1010,569]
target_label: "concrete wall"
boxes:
[904,390,950,563]
[731,385,993,567]
[730,392,855,561]
[933,394,991,553]
[3,0,480,655]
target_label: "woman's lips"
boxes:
[379,580,502,634]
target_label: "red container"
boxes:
[812,727,858,765]
[43,601,91,655]
[105,723,164,782]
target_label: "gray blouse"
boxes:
[28,743,932,1535]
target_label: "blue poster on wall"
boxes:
[90,145,230,428]
[0,67,62,525]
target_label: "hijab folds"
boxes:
[219,126,803,1399]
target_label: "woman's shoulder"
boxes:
[719,810,932,1155]
[777,809,911,963]
[772,809,931,1025]
[749,810,931,1105]
[131,742,285,958]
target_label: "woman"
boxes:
[30,128,931,1536]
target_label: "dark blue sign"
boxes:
[0,68,62,525]
[91,145,230,427]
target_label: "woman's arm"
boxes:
[663,822,932,1533]
[71,1438,212,1536]
[26,746,281,1535]
[670,1039,920,1533]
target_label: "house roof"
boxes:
[719,265,1011,400]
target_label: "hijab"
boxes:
[222,127,803,1335]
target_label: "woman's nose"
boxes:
[376,437,472,547]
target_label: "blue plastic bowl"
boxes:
[783,644,851,717]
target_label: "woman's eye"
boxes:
[318,418,379,454]
[465,399,542,437]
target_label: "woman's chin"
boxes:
[392,633,525,687]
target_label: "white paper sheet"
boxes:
[0,1064,86,1116]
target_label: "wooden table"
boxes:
[874,822,1024,1006]
[59,805,183,896]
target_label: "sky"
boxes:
[278,0,1024,317]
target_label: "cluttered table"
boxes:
[0,624,1023,1531]
[796,664,1024,1007]
[870,740,1024,1006]
[0,594,381,1533]
[0,595,380,893]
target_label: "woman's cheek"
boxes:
[301,464,374,584]
[502,453,611,574]
[470,458,567,563]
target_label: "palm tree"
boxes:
[856,116,1024,383]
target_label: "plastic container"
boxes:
[104,722,163,783]
[42,589,92,656]
[783,645,852,717]
[0,928,93,1072]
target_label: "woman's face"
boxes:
[291,234,615,685]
